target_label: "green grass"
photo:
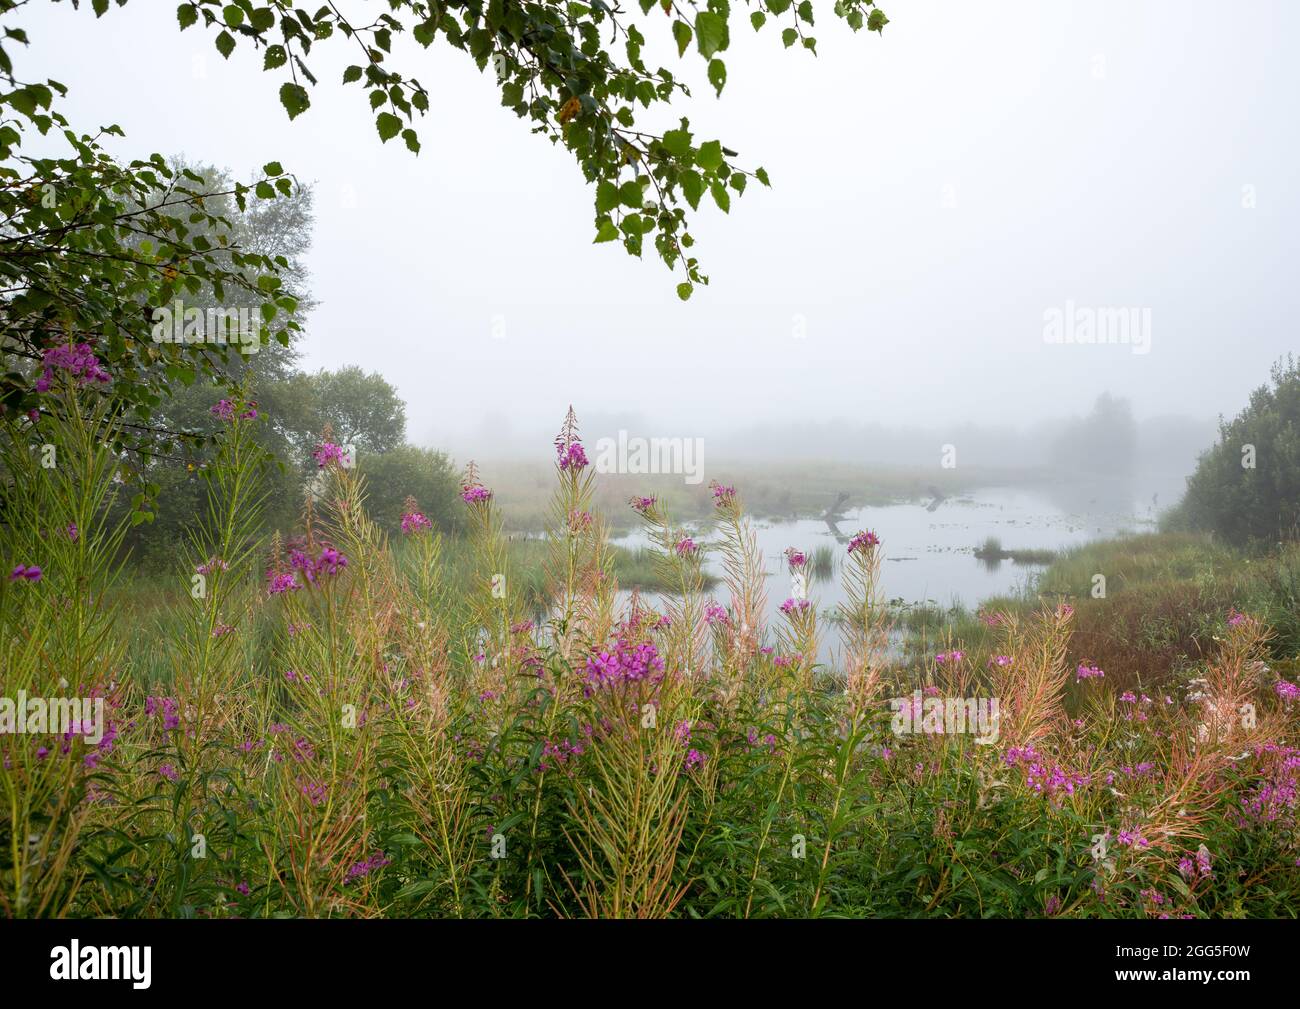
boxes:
[972,536,1057,565]
[897,531,1300,688]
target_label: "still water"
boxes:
[611,486,1158,636]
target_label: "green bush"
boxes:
[1169,356,1300,544]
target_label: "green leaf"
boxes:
[696,140,723,172]
[672,20,692,58]
[711,179,730,213]
[262,161,283,177]
[594,217,619,243]
[176,3,198,30]
[375,112,402,143]
[680,169,704,209]
[676,282,693,301]
[868,9,889,33]
[618,179,643,208]
[342,65,363,84]
[661,128,691,157]
[264,45,287,70]
[751,12,767,31]
[215,30,236,60]
[223,4,245,27]
[595,181,620,213]
[781,27,798,48]
[708,58,726,97]
[279,82,310,120]
[694,12,728,59]
[402,128,420,154]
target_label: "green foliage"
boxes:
[1170,355,1300,545]
[0,48,304,460]
[156,0,889,289]
[291,366,407,456]
[3,406,1300,919]
[356,443,459,536]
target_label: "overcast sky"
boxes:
[15,0,1300,452]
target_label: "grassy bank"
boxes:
[474,459,1050,533]
[899,532,1300,689]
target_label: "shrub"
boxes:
[1169,355,1300,545]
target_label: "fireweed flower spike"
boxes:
[630,495,656,515]
[266,571,299,596]
[675,537,698,557]
[9,564,42,582]
[401,510,432,534]
[34,343,111,392]
[557,441,589,471]
[313,441,345,468]
[847,530,880,555]
[710,481,737,508]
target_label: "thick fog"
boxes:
[16,0,1298,469]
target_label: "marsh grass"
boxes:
[3,396,1298,919]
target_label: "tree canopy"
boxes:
[1,0,890,506]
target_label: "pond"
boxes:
[610,485,1160,660]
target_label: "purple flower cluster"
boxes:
[1239,747,1300,824]
[779,597,810,615]
[784,547,806,569]
[710,482,736,507]
[935,649,965,664]
[9,564,42,583]
[540,737,586,772]
[675,537,698,557]
[313,442,345,468]
[704,603,729,626]
[145,695,181,731]
[1076,663,1105,681]
[266,571,299,595]
[346,852,391,882]
[1004,745,1091,800]
[584,638,665,691]
[1178,847,1213,881]
[35,343,111,392]
[288,545,349,584]
[1275,681,1300,701]
[847,530,880,554]
[557,441,589,471]
[747,728,778,753]
[629,496,656,514]
[298,779,328,806]
[210,399,257,422]
[461,485,491,504]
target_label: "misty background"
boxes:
[14,0,1298,498]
